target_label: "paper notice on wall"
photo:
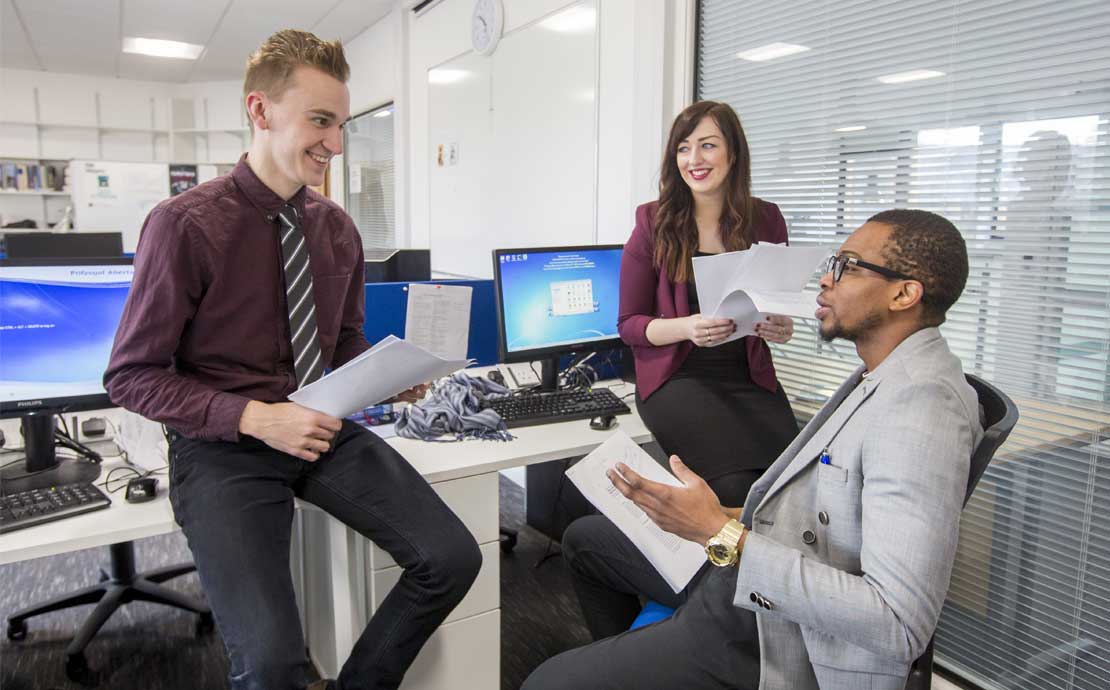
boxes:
[348,164,362,193]
[404,283,472,361]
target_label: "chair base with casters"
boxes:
[6,540,213,686]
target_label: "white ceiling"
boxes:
[2,0,397,83]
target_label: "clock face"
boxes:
[472,0,503,56]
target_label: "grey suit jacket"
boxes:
[733,328,983,690]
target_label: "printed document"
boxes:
[566,431,705,592]
[289,335,471,418]
[405,283,472,360]
[693,243,829,344]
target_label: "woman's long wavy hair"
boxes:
[654,101,754,283]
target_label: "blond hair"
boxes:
[243,29,350,132]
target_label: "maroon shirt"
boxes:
[104,156,368,442]
[617,199,788,400]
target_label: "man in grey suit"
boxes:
[522,209,984,690]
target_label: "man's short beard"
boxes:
[819,311,883,343]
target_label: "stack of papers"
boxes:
[289,335,472,418]
[566,431,706,592]
[692,243,829,344]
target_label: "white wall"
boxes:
[0,68,246,164]
[342,0,696,261]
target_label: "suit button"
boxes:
[818,511,829,525]
[802,529,817,544]
[764,599,774,610]
[750,592,759,603]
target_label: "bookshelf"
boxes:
[0,87,248,229]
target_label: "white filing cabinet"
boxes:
[296,471,501,688]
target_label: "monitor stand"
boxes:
[0,414,101,495]
[537,355,561,392]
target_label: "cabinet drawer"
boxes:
[370,541,499,625]
[399,610,500,690]
[369,472,499,569]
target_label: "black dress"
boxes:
[634,254,800,506]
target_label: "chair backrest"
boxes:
[961,374,1020,507]
[904,374,1019,690]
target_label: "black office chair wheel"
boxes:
[195,611,215,636]
[6,619,27,641]
[66,652,100,686]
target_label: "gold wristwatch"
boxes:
[705,519,746,567]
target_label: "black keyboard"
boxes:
[0,482,111,535]
[485,388,631,428]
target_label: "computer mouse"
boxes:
[125,476,159,503]
[589,415,616,431]
[487,369,506,387]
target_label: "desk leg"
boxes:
[328,515,368,668]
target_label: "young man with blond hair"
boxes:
[105,30,480,690]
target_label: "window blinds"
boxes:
[344,104,396,250]
[697,1,1109,689]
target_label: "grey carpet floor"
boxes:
[0,475,589,690]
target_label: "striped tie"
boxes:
[277,204,323,388]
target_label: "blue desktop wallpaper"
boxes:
[0,266,132,402]
[498,248,622,352]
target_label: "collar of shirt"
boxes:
[230,153,308,223]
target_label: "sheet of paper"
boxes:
[566,431,706,592]
[693,244,829,345]
[405,283,472,360]
[289,337,471,418]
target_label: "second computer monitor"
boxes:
[492,244,623,387]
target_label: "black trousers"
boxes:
[522,515,761,690]
[167,421,482,690]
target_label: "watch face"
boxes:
[707,543,732,565]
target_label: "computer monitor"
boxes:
[1,232,124,260]
[492,244,623,390]
[0,258,133,493]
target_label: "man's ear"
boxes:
[245,91,269,131]
[890,280,925,314]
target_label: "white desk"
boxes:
[300,379,650,688]
[1,381,650,689]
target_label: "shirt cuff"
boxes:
[205,391,252,443]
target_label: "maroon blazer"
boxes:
[618,199,788,400]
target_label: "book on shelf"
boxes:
[0,161,67,192]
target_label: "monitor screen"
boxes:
[0,259,133,417]
[493,245,623,361]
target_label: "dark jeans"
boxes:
[521,514,760,690]
[167,421,482,690]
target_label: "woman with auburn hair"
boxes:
[618,100,798,505]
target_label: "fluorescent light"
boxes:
[428,69,470,85]
[876,69,945,84]
[736,42,810,62]
[834,125,867,132]
[540,6,596,33]
[122,37,204,60]
[372,109,392,118]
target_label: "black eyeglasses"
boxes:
[823,254,917,284]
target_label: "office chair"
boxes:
[627,374,1019,690]
[902,373,1018,690]
[6,540,212,685]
